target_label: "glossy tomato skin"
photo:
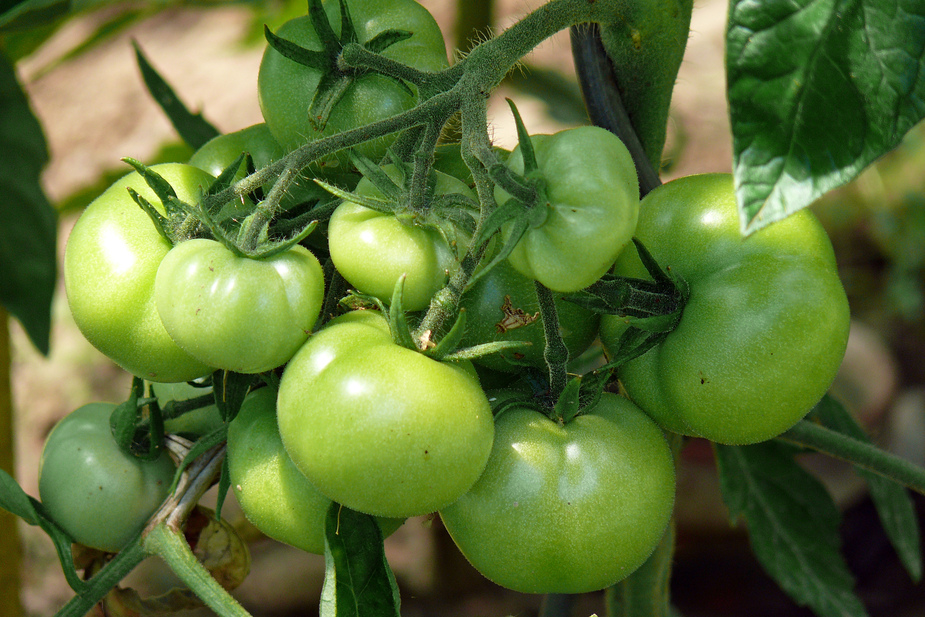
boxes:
[227,388,404,554]
[601,174,850,445]
[38,403,176,553]
[459,259,600,373]
[494,126,639,292]
[328,167,475,311]
[64,164,216,383]
[258,0,449,163]
[276,310,494,518]
[154,238,325,374]
[439,393,676,594]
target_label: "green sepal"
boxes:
[263,24,329,70]
[440,339,532,362]
[352,150,405,202]
[122,157,179,207]
[309,71,356,131]
[599,327,668,372]
[506,98,538,176]
[553,376,582,424]
[205,152,249,198]
[339,290,388,314]
[365,28,413,54]
[249,220,320,260]
[127,188,172,245]
[308,0,341,53]
[214,456,232,521]
[425,308,467,361]
[387,275,419,351]
[465,210,530,290]
[484,387,544,419]
[110,377,164,461]
[577,368,611,413]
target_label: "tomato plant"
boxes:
[601,174,851,445]
[38,403,176,553]
[327,166,475,311]
[227,387,403,554]
[257,0,449,163]
[458,258,600,373]
[154,238,325,374]
[151,381,223,437]
[439,392,675,594]
[276,310,494,518]
[63,164,217,383]
[494,125,639,293]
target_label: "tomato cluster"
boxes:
[46,0,851,598]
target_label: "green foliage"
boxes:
[727,0,925,234]
[0,53,55,355]
[320,504,401,617]
[715,440,868,617]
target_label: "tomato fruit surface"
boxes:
[439,393,675,594]
[276,310,494,517]
[227,388,404,554]
[154,238,325,374]
[494,125,639,292]
[64,164,216,382]
[327,167,475,311]
[38,403,176,553]
[257,0,449,163]
[459,259,600,373]
[601,173,850,445]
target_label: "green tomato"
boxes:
[459,259,600,373]
[38,403,176,553]
[327,167,475,311]
[439,393,675,594]
[276,310,494,518]
[227,387,404,554]
[257,0,449,164]
[154,238,325,374]
[64,164,216,382]
[601,174,850,444]
[151,381,224,437]
[494,126,639,292]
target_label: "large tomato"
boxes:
[226,387,404,554]
[494,126,639,292]
[276,310,494,518]
[327,167,475,311]
[64,164,216,382]
[38,403,176,553]
[154,238,325,374]
[258,0,449,164]
[458,259,600,373]
[439,393,675,594]
[601,174,850,444]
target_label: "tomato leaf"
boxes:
[714,441,868,617]
[0,0,67,32]
[132,40,219,150]
[320,503,401,617]
[727,0,925,235]
[0,468,38,526]
[0,53,56,355]
[811,395,923,582]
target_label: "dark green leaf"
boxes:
[715,441,868,617]
[0,468,38,525]
[0,0,67,32]
[812,396,923,581]
[727,0,925,234]
[133,41,219,150]
[320,503,401,617]
[0,54,56,355]
[211,370,255,423]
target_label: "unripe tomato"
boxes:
[440,393,675,594]
[227,388,404,554]
[38,403,176,553]
[64,164,216,382]
[276,310,494,518]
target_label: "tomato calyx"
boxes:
[110,377,166,462]
[263,0,415,133]
[123,157,318,260]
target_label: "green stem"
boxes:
[534,282,569,401]
[144,524,253,617]
[779,420,925,496]
[55,539,148,617]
